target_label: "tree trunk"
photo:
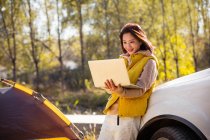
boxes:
[76,0,85,91]
[160,0,167,81]
[186,0,198,72]
[171,0,180,77]
[113,0,122,30]
[27,0,40,90]
[44,0,51,38]
[200,0,210,65]
[44,0,52,48]
[56,0,64,93]
[103,0,111,58]
[11,0,17,81]
[0,2,17,81]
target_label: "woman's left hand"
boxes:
[104,79,124,95]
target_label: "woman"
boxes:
[98,23,158,140]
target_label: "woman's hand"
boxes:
[104,79,124,95]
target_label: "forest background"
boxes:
[0,0,209,115]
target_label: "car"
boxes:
[137,68,210,140]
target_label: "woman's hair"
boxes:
[119,23,154,54]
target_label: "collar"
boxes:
[120,50,152,66]
[120,50,152,59]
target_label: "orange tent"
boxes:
[0,79,83,140]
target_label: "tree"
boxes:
[62,0,89,91]
[25,0,40,89]
[76,0,85,91]
[160,0,168,81]
[56,0,64,93]
[186,0,198,72]
[44,0,51,38]
[0,0,20,81]
[198,0,210,68]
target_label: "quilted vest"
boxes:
[103,53,158,117]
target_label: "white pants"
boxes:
[98,115,141,140]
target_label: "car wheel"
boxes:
[151,126,195,140]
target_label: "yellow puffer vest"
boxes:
[103,53,158,117]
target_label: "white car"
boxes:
[137,68,210,140]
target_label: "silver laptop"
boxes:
[88,58,140,89]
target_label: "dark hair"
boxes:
[119,23,154,54]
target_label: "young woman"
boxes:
[98,23,158,140]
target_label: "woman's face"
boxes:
[122,32,142,55]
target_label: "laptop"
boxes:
[88,58,140,89]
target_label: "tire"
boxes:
[151,126,195,140]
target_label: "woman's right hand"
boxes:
[104,79,124,95]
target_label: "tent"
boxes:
[0,79,83,140]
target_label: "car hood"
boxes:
[155,68,210,91]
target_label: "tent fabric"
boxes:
[0,80,82,140]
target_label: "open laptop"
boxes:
[88,58,140,89]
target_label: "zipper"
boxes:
[117,115,119,125]
[117,98,121,126]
